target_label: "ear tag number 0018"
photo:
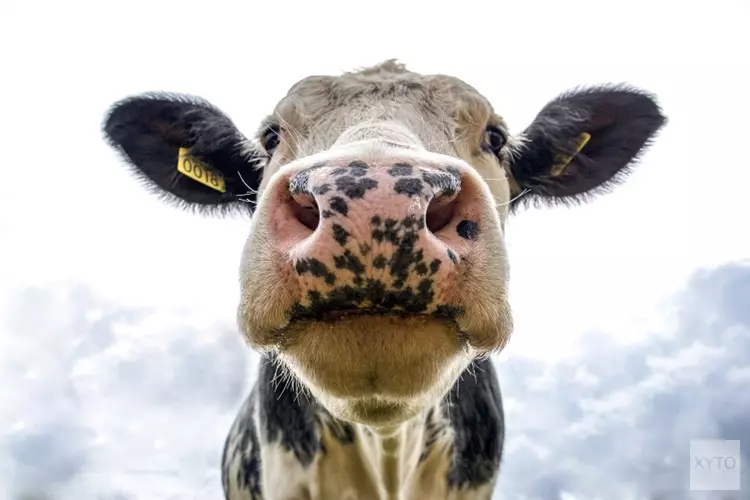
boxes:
[176,147,226,193]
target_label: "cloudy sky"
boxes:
[1,0,748,499]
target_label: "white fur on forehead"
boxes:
[331,120,424,148]
[272,60,499,156]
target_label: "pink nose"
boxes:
[264,159,483,319]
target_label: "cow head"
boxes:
[103,60,665,428]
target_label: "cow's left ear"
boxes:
[508,85,666,207]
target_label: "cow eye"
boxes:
[260,125,281,154]
[483,126,506,154]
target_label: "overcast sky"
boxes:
[1,0,749,499]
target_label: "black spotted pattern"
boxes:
[388,162,414,176]
[445,358,505,488]
[256,356,357,468]
[328,196,349,217]
[387,165,461,199]
[289,162,327,195]
[319,416,356,455]
[371,215,435,289]
[289,161,380,215]
[333,250,366,278]
[336,175,378,199]
[394,177,424,197]
[295,258,337,286]
[329,160,378,198]
[222,387,262,499]
[445,165,461,180]
[456,220,479,240]
[221,354,505,498]
[420,408,445,462]
[332,224,350,246]
[447,249,458,264]
[313,183,331,196]
[289,161,468,320]
[421,169,460,197]
[291,212,462,319]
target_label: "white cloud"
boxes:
[494,261,750,499]
[0,286,255,499]
[727,366,750,384]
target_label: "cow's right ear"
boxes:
[103,92,267,215]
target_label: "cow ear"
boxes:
[508,85,666,208]
[102,92,266,215]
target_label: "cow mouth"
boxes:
[319,309,430,322]
[288,306,462,324]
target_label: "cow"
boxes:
[102,60,666,499]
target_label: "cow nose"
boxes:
[265,159,481,318]
[288,160,462,236]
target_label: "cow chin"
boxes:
[276,314,474,427]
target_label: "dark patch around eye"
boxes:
[261,125,281,152]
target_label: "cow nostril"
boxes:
[290,194,320,231]
[426,195,458,234]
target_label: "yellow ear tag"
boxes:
[551,132,591,177]
[176,147,226,193]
